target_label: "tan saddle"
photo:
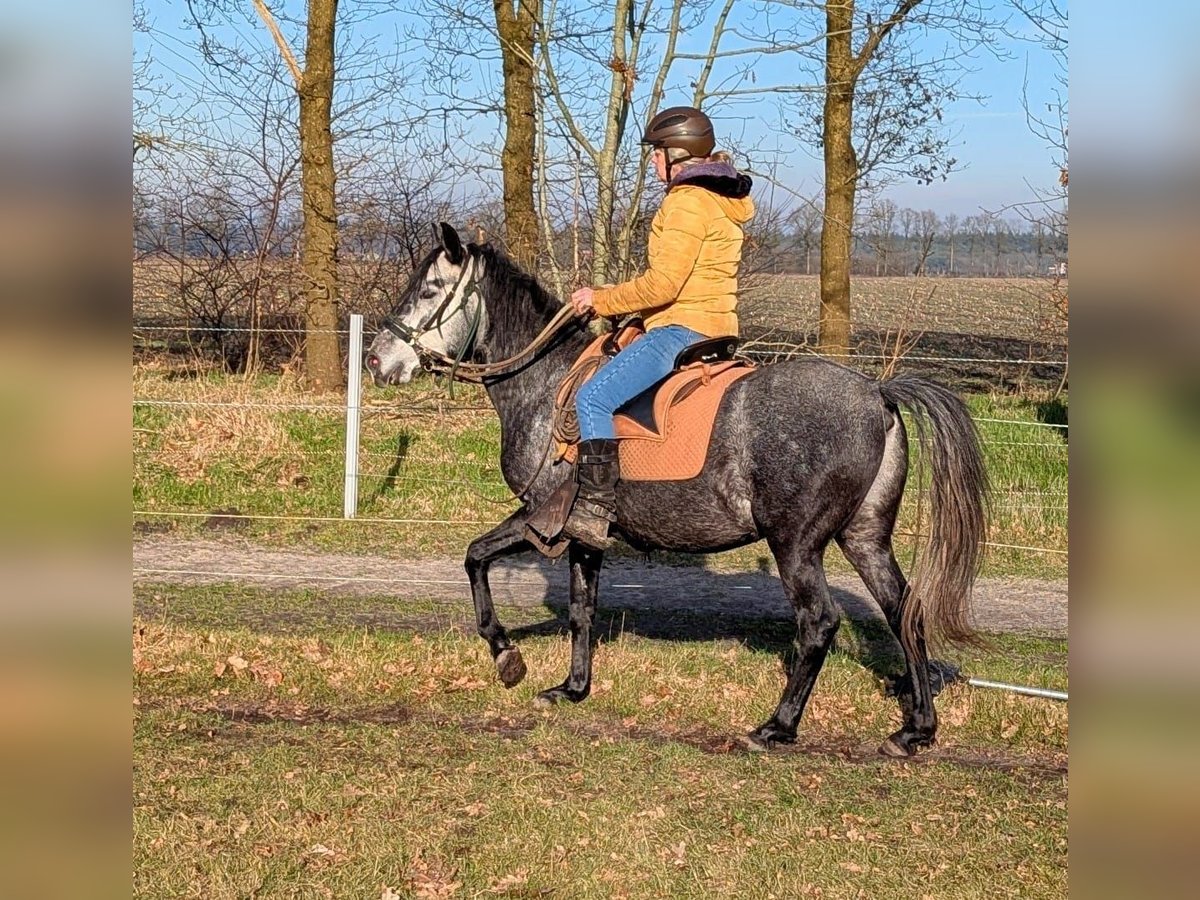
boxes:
[554,323,755,481]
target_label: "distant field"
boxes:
[742,275,1064,344]
[133,259,1064,345]
[738,275,1067,394]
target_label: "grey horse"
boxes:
[365,224,988,756]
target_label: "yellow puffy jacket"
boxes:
[592,167,755,337]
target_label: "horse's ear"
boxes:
[439,222,465,265]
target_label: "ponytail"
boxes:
[669,148,733,168]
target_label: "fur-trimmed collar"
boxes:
[669,161,753,199]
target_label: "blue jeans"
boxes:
[576,325,706,441]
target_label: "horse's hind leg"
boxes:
[837,408,938,757]
[746,540,840,750]
[838,530,937,757]
[465,510,535,688]
[533,542,603,707]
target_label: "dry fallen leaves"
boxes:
[212,653,283,687]
[409,853,462,900]
[487,869,530,895]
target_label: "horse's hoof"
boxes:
[742,723,796,752]
[879,726,936,758]
[737,733,771,753]
[878,735,914,758]
[496,648,527,688]
[532,685,587,708]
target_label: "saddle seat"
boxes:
[554,323,755,482]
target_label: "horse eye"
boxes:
[419,289,437,300]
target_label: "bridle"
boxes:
[379,253,485,380]
[378,248,585,385]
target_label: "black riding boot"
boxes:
[562,439,620,550]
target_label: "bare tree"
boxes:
[135,39,303,372]
[714,2,995,353]
[538,0,661,284]
[963,213,986,273]
[990,213,1009,275]
[247,0,342,391]
[866,198,897,275]
[813,0,998,355]
[162,1,419,388]
[134,2,190,159]
[1009,0,1067,374]
[1011,0,1067,220]
[898,205,917,273]
[913,208,939,275]
[942,211,959,274]
[788,197,824,275]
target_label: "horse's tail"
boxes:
[879,374,989,650]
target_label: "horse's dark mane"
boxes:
[474,242,561,315]
[471,242,577,363]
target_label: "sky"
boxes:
[136,0,1066,219]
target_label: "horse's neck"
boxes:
[475,277,590,489]
[475,256,586,412]
[477,284,567,365]
[483,322,588,437]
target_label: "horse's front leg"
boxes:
[534,542,603,706]
[465,510,535,688]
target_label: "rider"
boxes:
[562,106,755,549]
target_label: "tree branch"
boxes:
[251,0,303,90]
[853,0,923,80]
[615,0,685,275]
[536,10,598,161]
[693,0,736,107]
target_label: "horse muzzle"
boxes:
[364,334,420,386]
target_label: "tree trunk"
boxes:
[494,0,539,270]
[591,0,633,285]
[915,233,935,276]
[300,0,341,392]
[819,1,856,359]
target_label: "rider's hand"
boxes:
[570,287,596,316]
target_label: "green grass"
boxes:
[133,367,1066,578]
[134,582,1067,899]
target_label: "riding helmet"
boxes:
[640,106,715,160]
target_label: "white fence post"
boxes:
[343,313,364,519]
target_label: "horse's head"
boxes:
[365,222,486,386]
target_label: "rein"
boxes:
[420,304,583,383]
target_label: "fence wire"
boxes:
[133,323,1067,560]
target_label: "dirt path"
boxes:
[133,536,1067,637]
